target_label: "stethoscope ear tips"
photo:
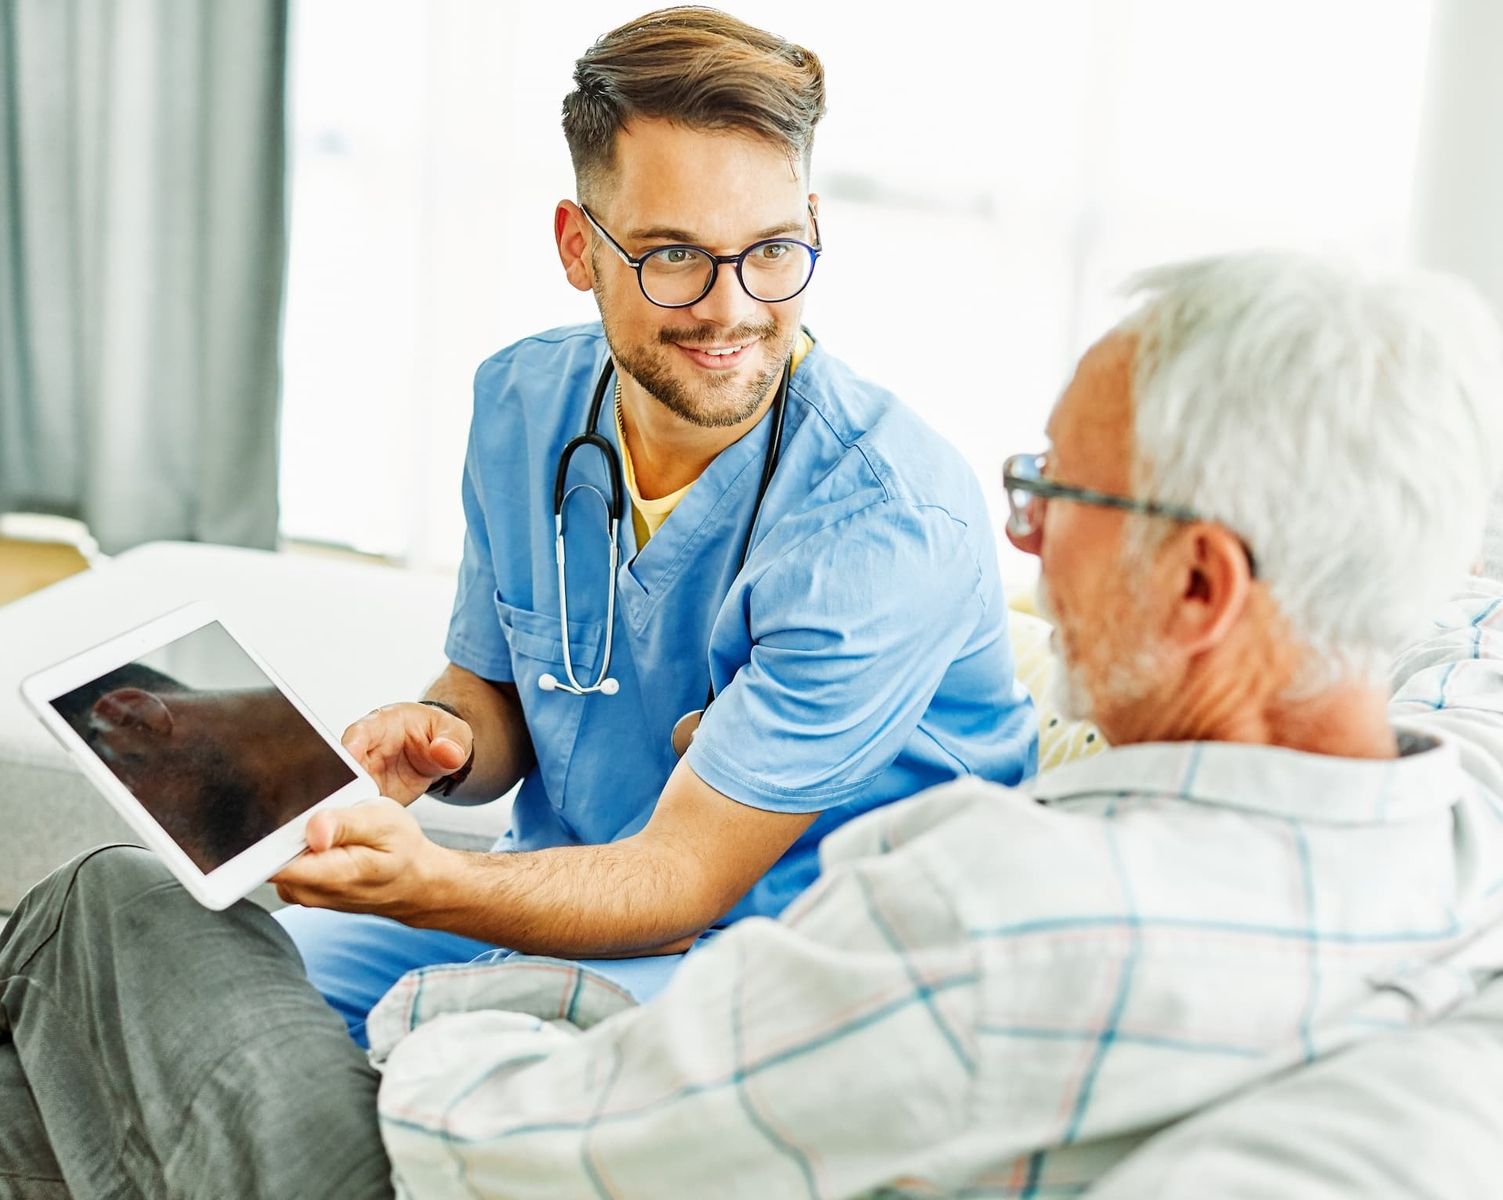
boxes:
[599,677,620,696]
[538,673,560,692]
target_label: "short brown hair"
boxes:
[562,6,826,200]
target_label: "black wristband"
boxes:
[419,699,475,797]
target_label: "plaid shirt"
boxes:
[370,578,1503,1199]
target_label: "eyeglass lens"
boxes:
[1005,487,1039,535]
[640,242,816,306]
[1002,455,1043,536]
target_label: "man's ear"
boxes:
[555,200,595,293]
[1163,523,1254,655]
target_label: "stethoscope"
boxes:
[539,353,792,757]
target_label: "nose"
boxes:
[686,259,760,330]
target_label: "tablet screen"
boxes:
[50,622,356,873]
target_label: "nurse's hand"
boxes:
[271,797,453,920]
[341,702,474,805]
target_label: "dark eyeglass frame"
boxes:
[1003,452,1258,576]
[580,203,823,309]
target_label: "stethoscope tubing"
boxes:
[545,353,792,706]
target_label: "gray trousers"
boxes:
[0,846,394,1200]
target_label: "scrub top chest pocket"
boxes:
[495,596,602,812]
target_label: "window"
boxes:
[280,0,1433,586]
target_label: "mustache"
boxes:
[658,321,778,347]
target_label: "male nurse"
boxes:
[272,6,1036,1043]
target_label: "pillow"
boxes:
[1006,607,1107,771]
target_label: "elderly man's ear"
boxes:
[1161,525,1257,656]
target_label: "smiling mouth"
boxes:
[672,340,756,369]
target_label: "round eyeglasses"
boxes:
[581,204,822,309]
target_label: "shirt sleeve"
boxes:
[1089,974,1503,1200]
[685,499,992,812]
[374,830,980,1200]
[443,409,515,683]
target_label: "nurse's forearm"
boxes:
[423,664,535,804]
[411,838,706,957]
[401,759,816,956]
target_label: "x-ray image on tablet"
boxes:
[24,605,375,907]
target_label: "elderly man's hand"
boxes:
[271,798,453,920]
[341,702,473,805]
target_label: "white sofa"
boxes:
[0,541,512,913]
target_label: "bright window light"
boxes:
[279,0,1433,590]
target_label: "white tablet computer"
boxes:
[20,600,379,909]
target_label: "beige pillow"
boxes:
[1007,607,1107,771]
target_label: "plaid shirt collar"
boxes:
[1030,727,1462,825]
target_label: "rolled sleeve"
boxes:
[368,957,638,1063]
[377,840,978,1200]
[686,501,986,812]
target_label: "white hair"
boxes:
[1119,252,1503,685]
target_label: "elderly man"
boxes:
[4,251,1503,1198]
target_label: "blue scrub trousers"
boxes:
[274,905,689,1047]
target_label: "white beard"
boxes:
[1036,578,1098,723]
[1036,575,1163,728]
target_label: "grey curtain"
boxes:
[0,0,288,553]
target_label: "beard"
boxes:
[593,266,794,429]
[1036,575,1163,727]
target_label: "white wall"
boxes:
[1410,0,1503,317]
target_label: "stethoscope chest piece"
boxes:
[671,708,704,758]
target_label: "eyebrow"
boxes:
[625,220,807,245]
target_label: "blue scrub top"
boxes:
[446,324,1037,923]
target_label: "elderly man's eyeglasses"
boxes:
[580,204,822,309]
[1002,452,1258,576]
